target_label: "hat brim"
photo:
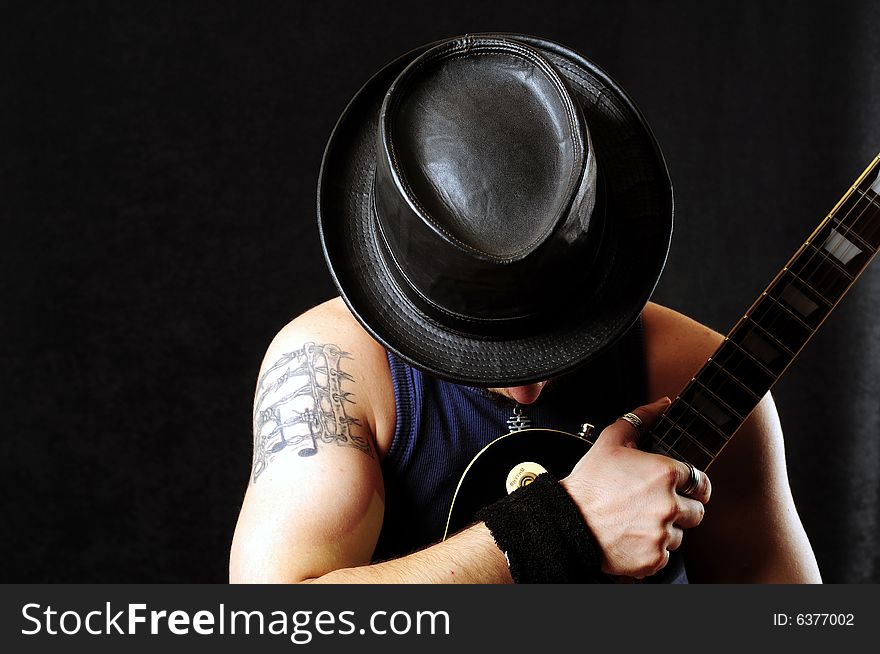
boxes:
[318,33,673,386]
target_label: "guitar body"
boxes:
[443,428,592,539]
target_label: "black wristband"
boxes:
[476,472,604,583]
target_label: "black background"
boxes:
[2,0,878,582]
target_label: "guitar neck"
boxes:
[650,153,880,470]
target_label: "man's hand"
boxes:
[560,397,712,578]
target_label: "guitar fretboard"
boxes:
[650,154,880,470]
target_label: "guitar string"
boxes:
[654,162,879,465]
[654,175,878,464]
[652,158,880,468]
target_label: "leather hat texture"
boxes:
[318,34,672,386]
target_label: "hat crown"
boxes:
[373,37,602,324]
[385,39,585,259]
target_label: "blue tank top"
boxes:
[374,318,688,583]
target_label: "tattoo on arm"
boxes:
[251,342,372,483]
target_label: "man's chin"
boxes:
[488,382,549,405]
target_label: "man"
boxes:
[229,34,821,583]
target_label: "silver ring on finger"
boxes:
[679,462,701,497]
[618,411,646,439]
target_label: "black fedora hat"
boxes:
[318,33,672,386]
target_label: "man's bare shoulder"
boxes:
[263,298,388,372]
[259,297,395,449]
[641,302,724,399]
[267,297,378,349]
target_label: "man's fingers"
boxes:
[606,396,672,446]
[675,461,711,503]
[674,496,706,530]
[667,526,684,552]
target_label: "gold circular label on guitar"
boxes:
[506,461,548,494]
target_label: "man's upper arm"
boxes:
[642,303,821,582]
[230,302,389,583]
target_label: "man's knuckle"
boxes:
[658,499,678,522]
[661,464,679,487]
[649,551,668,574]
[634,562,653,578]
[650,537,667,557]
[648,460,674,484]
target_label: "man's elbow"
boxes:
[229,553,314,584]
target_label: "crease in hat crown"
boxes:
[370,35,603,324]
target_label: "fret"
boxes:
[651,414,686,446]
[837,216,875,254]
[762,290,814,331]
[800,242,857,281]
[650,413,679,443]
[784,252,848,311]
[680,382,740,433]
[813,220,872,269]
[714,340,776,394]
[706,358,761,399]
[662,396,729,453]
[729,317,793,375]
[747,294,813,354]
[746,316,796,355]
[655,440,679,460]
[661,433,714,470]
[856,187,880,210]
[675,392,733,440]
[695,360,761,418]
[652,413,692,451]
[816,192,878,255]
[772,271,832,326]
[836,185,877,223]
[688,376,744,421]
[854,158,880,196]
[651,416,715,470]
[846,190,880,248]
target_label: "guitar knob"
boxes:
[577,422,595,441]
[506,461,548,494]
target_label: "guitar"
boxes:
[444,152,880,539]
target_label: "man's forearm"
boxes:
[306,523,512,584]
